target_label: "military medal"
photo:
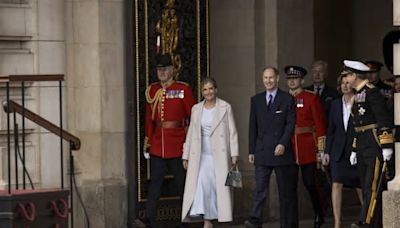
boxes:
[358,107,366,115]
[178,90,184,98]
[296,98,304,108]
[166,90,185,99]
[356,90,366,102]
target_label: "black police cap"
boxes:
[364,60,383,72]
[284,65,307,78]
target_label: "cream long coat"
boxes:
[181,98,239,222]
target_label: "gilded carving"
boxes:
[156,0,182,78]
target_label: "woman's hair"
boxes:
[336,74,344,94]
[200,77,218,89]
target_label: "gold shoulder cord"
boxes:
[145,86,163,120]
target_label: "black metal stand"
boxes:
[69,146,74,228]
[6,82,11,194]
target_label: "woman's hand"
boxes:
[182,159,188,170]
[231,156,238,167]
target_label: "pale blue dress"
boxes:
[189,107,218,220]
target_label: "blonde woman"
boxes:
[181,78,239,228]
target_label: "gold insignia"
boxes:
[317,136,326,151]
[355,79,369,92]
[366,82,375,89]
[379,131,394,145]
[352,138,357,149]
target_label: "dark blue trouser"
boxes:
[250,164,298,228]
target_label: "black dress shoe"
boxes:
[351,221,370,228]
[244,219,262,228]
[314,214,324,228]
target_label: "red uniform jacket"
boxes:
[292,90,327,165]
[145,81,196,158]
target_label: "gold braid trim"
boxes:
[145,86,164,120]
[379,131,394,145]
[317,136,326,152]
[352,138,357,149]
[366,158,380,224]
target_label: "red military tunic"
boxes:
[292,90,327,165]
[145,81,196,158]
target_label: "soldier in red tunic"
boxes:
[285,65,327,228]
[144,54,196,227]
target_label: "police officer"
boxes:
[144,54,196,227]
[285,66,327,228]
[365,60,393,99]
[343,60,394,228]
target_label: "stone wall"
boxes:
[65,0,127,227]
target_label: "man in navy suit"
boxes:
[305,60,340,117]
[244,67,298,228]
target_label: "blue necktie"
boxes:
[267,94,273,109]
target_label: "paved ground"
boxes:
[231,216,358,227]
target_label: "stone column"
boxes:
[383,1,400,226]
[210,0,257,222]
[65,0,127,227]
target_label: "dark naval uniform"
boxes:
[144,80,195,226]
[351,79,394,227]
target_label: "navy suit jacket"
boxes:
[248,89,296,166]
[324,98,355,162]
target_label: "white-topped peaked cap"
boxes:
[343,60,370,74]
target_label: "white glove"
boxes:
[350,152,357,166]
[143,151,150,160]
[382,148,393,161]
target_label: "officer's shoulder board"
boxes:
[366,82,375,89]
[383,79,394,88]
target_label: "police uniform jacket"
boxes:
[305,84,340,116]
[145,81,196,158]
[292,90,327,165]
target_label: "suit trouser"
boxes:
[146,155,185,226]
[297,163,325,217]
[250,164,298,228]
[356,131,383,228]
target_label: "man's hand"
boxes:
[274,144,285,156]
[143,151,150,160]
[350,152,357,166]
[182,159,188,170]
[383,148,393,161]
[322,153,330,166]
[248,154,255,164]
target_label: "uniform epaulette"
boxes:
[176,81,189,86]
[366,83,375,89]
[304,89,316,94]
[383,79,394,87]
